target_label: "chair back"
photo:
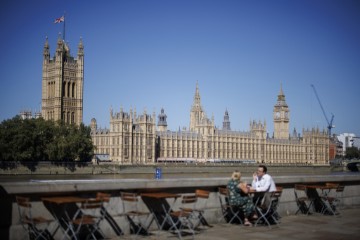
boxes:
[294,184,306,191]
[180,194,197,212]
[120,192,141,214]
[96,192,111,203]
[218,187,228,197]
[181,194,197,204]
[325,182,339,188]
[195,189,210,210]
[81,198,103,210]
[15,196,32,224]
[269,188,282,210]
[294,184,307,203]
[336,185,345,193]
[272,187,283,198]
[218,187,229,205]
[121,192,139,202]
[195,189,210,199]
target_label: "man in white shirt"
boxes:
[251,164,276,192]
[251,165,276,207]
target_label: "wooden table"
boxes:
[42,196,88,239]
[42,196,123,239]
[141,192,181,230]
[304,185,336,214]
[42,196,87,205]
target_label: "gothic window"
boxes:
[72,83,75,98]
[71,112,75,124]
[67,82,70,97]
[62,82,66,97]
[67,112,70,123]
[48,82,51,98]
[147,148,152,158]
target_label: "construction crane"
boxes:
[311,84,335,137]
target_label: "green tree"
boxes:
[345,147,360,159]
[0,116,94,162]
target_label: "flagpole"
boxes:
[63,12,66,41]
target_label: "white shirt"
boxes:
[252,173,276,192]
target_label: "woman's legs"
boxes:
[242,197,255,226]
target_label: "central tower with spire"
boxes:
[189,82,206,131]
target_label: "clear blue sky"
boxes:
[1,0,359,136]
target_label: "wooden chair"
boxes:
[217,187,242,224]
[66,194,109,240]
[161,194,198,240]
[294,184,314,215]
[321,185,344,215]
[193,189,212,228]
[254,188,282,228]
[15,196,56,240]
[120,191,153,237]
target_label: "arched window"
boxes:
[62,82,66,97]
[67,112,70,123]
[72,83,75,98]
[71,112,75,124]
[67,82,70,97]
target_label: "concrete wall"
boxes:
[1,174,360,239]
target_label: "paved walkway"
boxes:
[118,207,360,240]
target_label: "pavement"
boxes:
[117,207,360,240]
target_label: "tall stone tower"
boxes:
[41,35,84,125]
[273,84,289,139]
[157,108,168,132]
[189,82,206,131]
[222,109,231,131]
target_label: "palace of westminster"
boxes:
[39,36,331,165]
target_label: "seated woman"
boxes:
[227,170,257,226]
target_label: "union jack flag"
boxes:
[54,16,64,24]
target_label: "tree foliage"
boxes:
[345,147,360,159]
[0,116,94,162]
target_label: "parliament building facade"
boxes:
[90,83,330,165]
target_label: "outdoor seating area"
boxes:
[14,187,287,239]
[13,182,350,240]
[5,174,359,240]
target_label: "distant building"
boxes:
[41,34,84,125]
[353,137,360,150]
[91,83,330,165]
[337,133,357,156]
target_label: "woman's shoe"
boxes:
[244,220,252,227]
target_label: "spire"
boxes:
[56,32,64,53]
[43,36,50,58]
[78,37,84,56]
[276,83,287,106]
[192,81,201,108]
[279,82,284,96]
[44,36,49,48]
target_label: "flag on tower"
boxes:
[54,16,64,24]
